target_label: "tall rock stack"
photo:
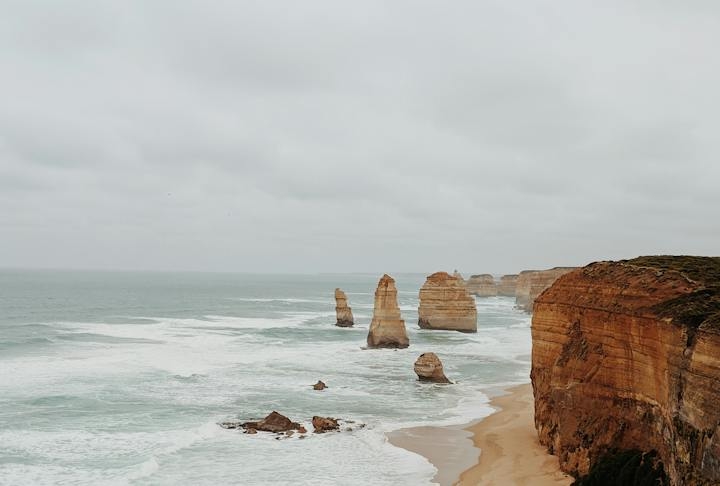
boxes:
[497,274,518,296]
[466,274,497,297]
[418,272,477,333]
[366,274,409,348]
[334,288,354,327]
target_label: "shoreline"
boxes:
[388,384,572,486]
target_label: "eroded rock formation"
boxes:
[219,411,304,434]
[312,416,339,433]
[312,380,327,390]
[453,270,466,286]
[366,274,409,348]
[531,256,720,485]
[516,267,576,312]
[418,271,477,332]
[497,274,518,296]
[466,274,497,297]
[334,288,354,327]
[414,352,452,383]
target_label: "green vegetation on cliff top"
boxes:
[621,256,720,331]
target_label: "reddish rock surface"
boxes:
[531,256,720,485]
[241,411,302,433]
[312,416,339,433]
[413,352,452,383]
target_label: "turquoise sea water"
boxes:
[0,270,531,485]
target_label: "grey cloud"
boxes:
[1,1,719,273]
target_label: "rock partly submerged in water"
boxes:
[312,416,339,433]
[312,380,327,390]
[414,352,452,384]
[220,411,362,436]
[220,411,302,434]
[366,274,409,349]
[334,288,354,327]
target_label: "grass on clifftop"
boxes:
[622,256,720,331]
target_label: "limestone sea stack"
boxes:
[515,267,576,312]
[497,274,518,296]
[465,274,497,297]
[418,271,477,332]
[334,288,354,327]
[366,274,409,348]
[414,352,451,383]
[532,256,720,485]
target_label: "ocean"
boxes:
[0,270,532,485]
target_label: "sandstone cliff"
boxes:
[367,274,409,348]
[498,274,518,296]
[516,267,576,312]
[531,256,720,485]
[334,288,354,327]
[418,271,477,333]
[466,274,497,297]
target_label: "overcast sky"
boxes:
[1,1,718,274]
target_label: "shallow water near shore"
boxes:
[0,270,531,485]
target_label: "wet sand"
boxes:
[389,384,573,486]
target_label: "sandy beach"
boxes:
[390,384,573,486]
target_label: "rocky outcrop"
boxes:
[516,267,576,312]
[466,274,497,297]
[334,288,354,327]
[366,274,409,348]
[312,416,339,433]
[531,256,720,486]
[414,352,452,383]
[219,411,304,434]
[312,380,326,390]
[497,274,518,296]
[418,271,477,332]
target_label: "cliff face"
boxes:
[516,270,538,310]
[498,274,518,296]
[334,288,354,327]
[367,274,409,348]
[466,274,497,297]
[418,271,477,333]
[516,267,576,312]
[531,256,720,485]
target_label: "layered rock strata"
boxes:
[516,267,576,312]
[515,270,537,310]
[414,352,452,383]
[497,274,518,296]
[366,274,409,348]
[466,274,497,297]
[334,288,354,327]
[531,256,720,486]
[418,271,477,333]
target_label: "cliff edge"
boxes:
[531,256,720,485]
